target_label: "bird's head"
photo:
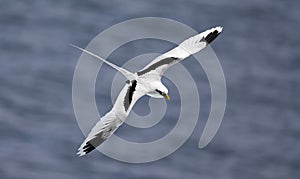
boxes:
[146,81,170,101]
[154,82,170,101]
[155,88,170,101]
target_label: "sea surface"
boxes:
[1,0,300,178]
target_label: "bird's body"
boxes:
[73,26,223,156]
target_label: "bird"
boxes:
[72,26,223,156]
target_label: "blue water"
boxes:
[1,0,300,178]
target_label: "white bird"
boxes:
[72,26,223,156]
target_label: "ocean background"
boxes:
[1,0,300,178]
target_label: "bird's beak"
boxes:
[163,94,170,101]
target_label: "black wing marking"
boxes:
[137,57,179,76]
[82,125,116,154]
[82,131,105,154]
[136,27,222,77]
[123,80,137,111]
[202,29,221,44]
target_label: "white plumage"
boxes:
[73,26,223,156]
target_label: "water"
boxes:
[1,0,300,178]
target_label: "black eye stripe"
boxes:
[155,89,163,95]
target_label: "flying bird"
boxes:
[72,26,223,156]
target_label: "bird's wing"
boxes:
[77,80,146,156]
[137,26,223,77]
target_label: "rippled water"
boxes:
[1,0,300,178]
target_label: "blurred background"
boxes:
[1,0,300,178]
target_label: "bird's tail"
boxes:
[71,44,135,80]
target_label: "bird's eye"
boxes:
[155,89,163,95]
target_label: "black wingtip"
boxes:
[82,141,96,154]
[204,27,223,44]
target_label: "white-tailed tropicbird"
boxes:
[72,26,223,156]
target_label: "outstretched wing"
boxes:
[137,26,223,77]
[77,80,146,156]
